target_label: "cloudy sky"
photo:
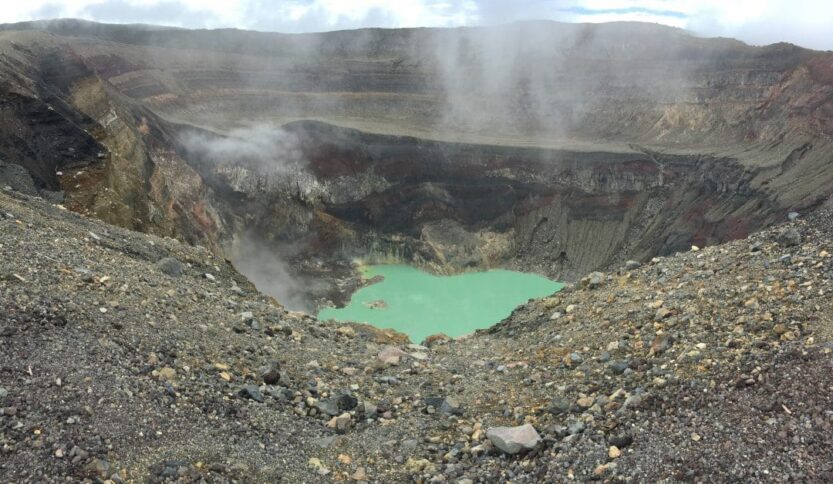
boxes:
[6,0,833,50]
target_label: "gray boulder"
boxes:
[156,257,184,277]
[777,229,801,248]
[486,424,541,454]
[583,271,605,289]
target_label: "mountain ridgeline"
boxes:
[0,18,831,306]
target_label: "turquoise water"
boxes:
[318,264,563,343]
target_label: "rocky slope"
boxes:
[0,20,832,307]
[3,181,833,482]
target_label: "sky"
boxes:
[6,0,833,50]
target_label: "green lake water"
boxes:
[318,264,563,343]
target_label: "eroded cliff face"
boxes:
[0,21,832,308]
[179,121,783,290]
[0,32,230,252]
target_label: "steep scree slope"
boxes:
[2,180,833,481]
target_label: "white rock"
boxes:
[377,346,408,365]
[486,424,541,454]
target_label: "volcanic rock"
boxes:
[486,424,541,454]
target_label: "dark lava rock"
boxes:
[609,435,634,448]
[156,257,184,277]
[262,366,281,385]
[239,385,265,403]
[336,393,358,412]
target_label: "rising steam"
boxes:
[182,125,312,311]
[181,124,305,172]
[229,234,312,312]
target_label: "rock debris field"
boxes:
[2,188,833,482]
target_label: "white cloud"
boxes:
[2,0,831,50]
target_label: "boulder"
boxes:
[377,345,408,365]
[777,229,801,247]
[156,257,184,277]
[583,271,605,289]
[486,424,541,454]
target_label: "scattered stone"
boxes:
[583,271,605,289]
[650,334,674,354]
[351,467,368,481]
[239,385,265,403]
[262,365,281,385]
[654,307,672,320]
[316,398,340,416]
[327,413,352,433]
[624,394,644,409]
[625,260,641,270]
[157,367,176,381]
[777,229,801,247]
[609,360,630,374]
[156,257,183,277]
[609,435,634,448]
[567,419,585,435]
[84,458,110,479]
[422,334,451,347]
[425,396,463,415]
[308,458,330,475]
[486,424,541,454]
[549,397,570,415]
[335,394,359,413]
[609,446,622,458]
[405,458,436,473]
[377,345,409,365]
